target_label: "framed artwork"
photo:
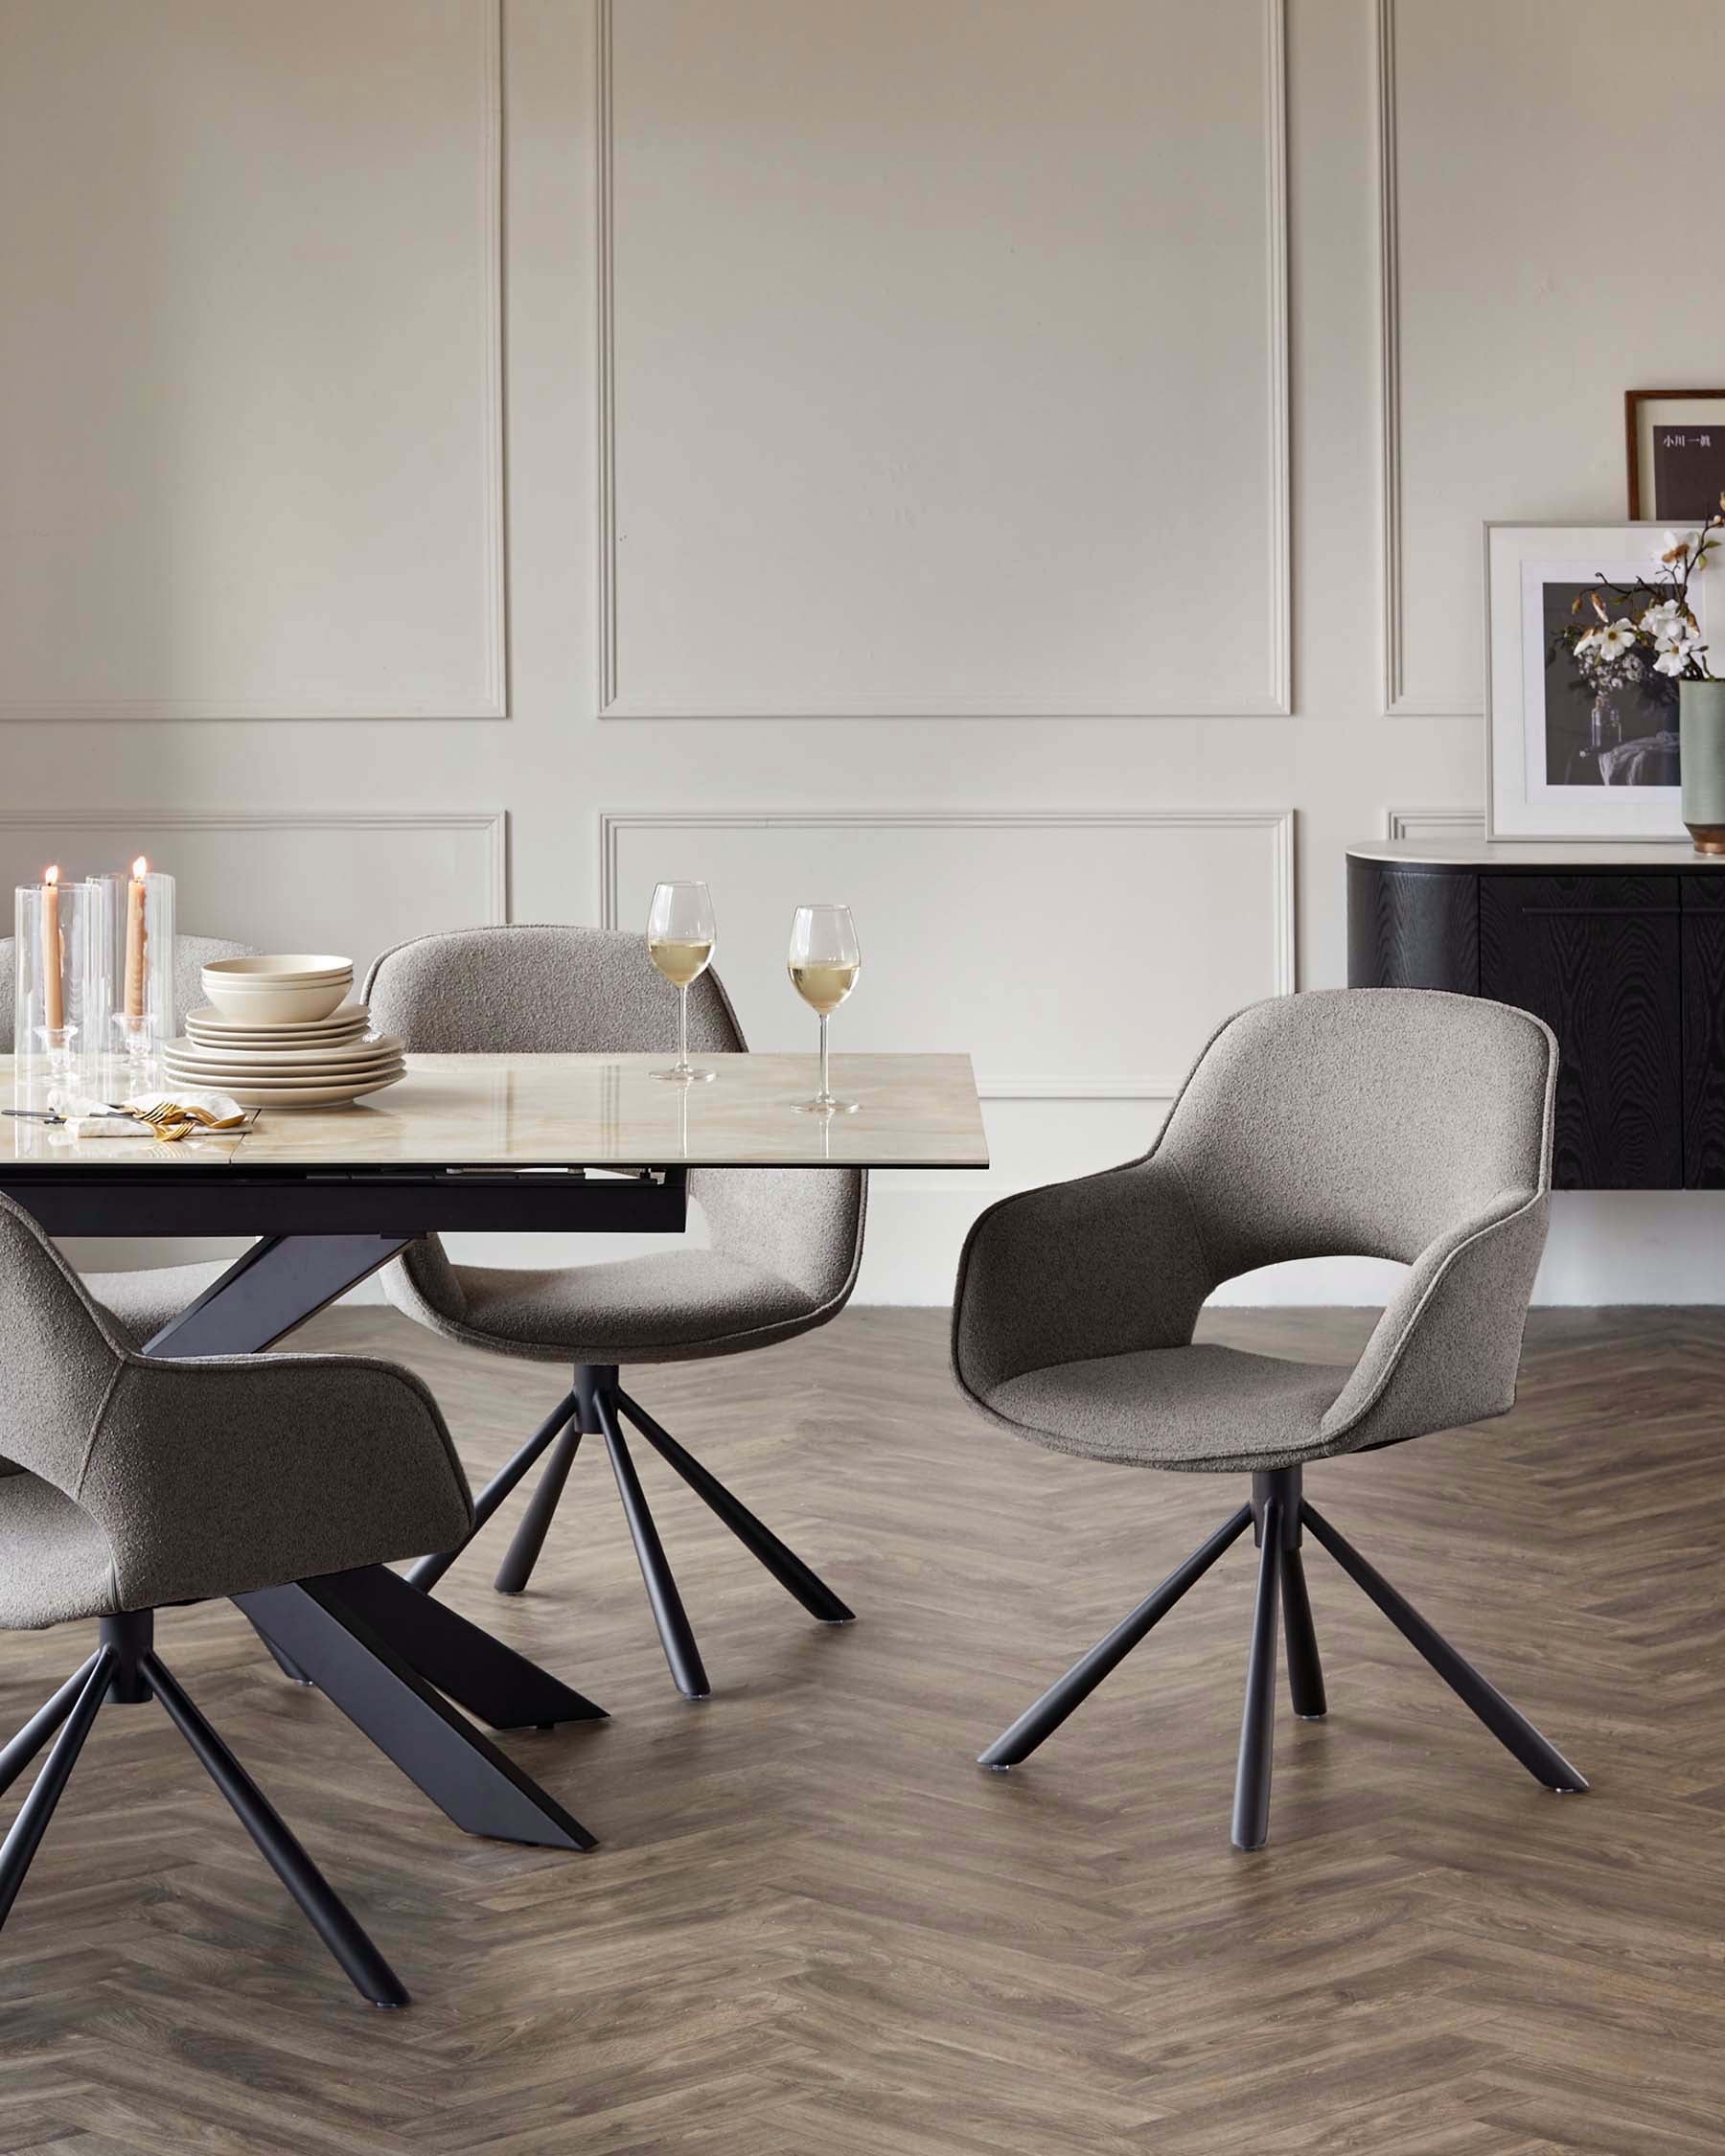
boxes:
[1484,522,1711,841]
[1625,390,1725,520]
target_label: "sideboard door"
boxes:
[1480,875,1681,1190]
[1681,875,1725,1187]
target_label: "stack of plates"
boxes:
[166,1004,406,1106]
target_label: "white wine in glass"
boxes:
[648,881,718,1082]
[788,904,861,1113]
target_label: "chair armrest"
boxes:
[77,1352,474,1612]
[1319,1187,1549,1454]
[951,1156,1214,1402]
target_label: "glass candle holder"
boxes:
[96,864,175,1067]
[13,876,104,1079]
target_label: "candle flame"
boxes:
[132,856,149,879]
[43,864,59,888]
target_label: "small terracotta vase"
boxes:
[1680,678,1725,854]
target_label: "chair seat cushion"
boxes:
[398,1248,824,1365]
[0,1475,118,1630]
[83,1261,233,1351]
[983,1343,1356,1474]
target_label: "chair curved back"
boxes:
[364,925,865,1310]
[1156,989,1555,1279]
[364,926,747,1056]
[0,1193,127,1492]
[0,932,254,1050]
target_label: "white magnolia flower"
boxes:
[1574,627,1602,656]
[1663,530,1699,562]
[1641,599,1684,641]
[1654,648,1693,677]
[1594,619,1640,659]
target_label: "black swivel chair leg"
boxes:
[1279,1547,1327,1720]
[407,1389,580,1594]
[595,1391,710,1700]
[494,1429,583,1596]
[143,1651,408,2008]
[980,1505,1254,1769]
[0,1649,116,1925]
[613,1388,854,1623]
[0,1653,101,1804]
[1231,1502,1282,1851]
[1301,1502,1587,1794]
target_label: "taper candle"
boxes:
[40,866,63,1032]
[125,856,148,1020]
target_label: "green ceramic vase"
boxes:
[1680,678,1725,854]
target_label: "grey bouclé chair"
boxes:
[367,926,866,1701]
[0,1192,473,2005]
[952,988,1585,1849]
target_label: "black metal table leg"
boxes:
[312,1564,606,1732]
[143,1234,415,1357]
[235,1581,597,1850]
[1302,1502,1587,1794]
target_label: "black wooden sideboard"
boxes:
[1347,840,1725,1191]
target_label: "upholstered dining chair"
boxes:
[952,988,1584,1851]
[0,1192,473,2005]
[367,926,866,1700]
[0,930,253,1051]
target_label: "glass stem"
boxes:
[678,985,689,1072]
[818,1013,830,1101]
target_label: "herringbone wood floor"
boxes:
[1,1303,1721,2154]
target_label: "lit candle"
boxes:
[41,865,63,1032]
[125,856,149,1021]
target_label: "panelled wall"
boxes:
[3,0,1720,1303]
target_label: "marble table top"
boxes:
[3,1052,989,1172]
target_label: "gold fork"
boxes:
[128,1101,227,1142]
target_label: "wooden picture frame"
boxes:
[1625,390,1725,520]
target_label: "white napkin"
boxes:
[46,1088,249,1139]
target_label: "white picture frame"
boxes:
[1484,521,1713,841]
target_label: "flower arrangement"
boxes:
[1561,506,1724,683]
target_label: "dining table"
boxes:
[1,1049,989,1852]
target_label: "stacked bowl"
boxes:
[163,956,406,1107]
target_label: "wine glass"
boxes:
[647,881,718,1082]
[788,904,862,1113]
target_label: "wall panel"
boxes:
[0,0,504,720]
[599,0,1288,718]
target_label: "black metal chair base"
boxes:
[980,1465,1587,1851]
[0,1611,407,2007]
[408,1364,854,1700]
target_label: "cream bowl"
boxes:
[201,956,354,1024]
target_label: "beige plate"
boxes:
[185,1003,370,1039]
[164,1060,404,1091]
[166,1033,402,1069]
[180,1072,407,1107]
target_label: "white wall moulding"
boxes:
[599,809,1294,1098]
[0,0,506,722]
[1376,0,1725,722]
[1384,807,1486,844]
[0,812,508,977]
[594,0,1289,720]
